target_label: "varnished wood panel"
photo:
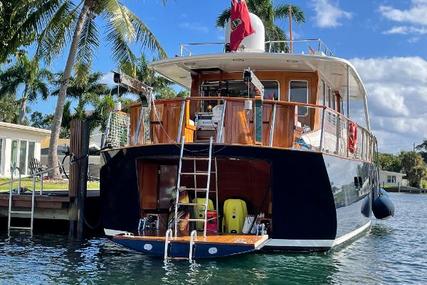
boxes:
[262,104,273,146]
[223,101,254,145]
[217,159,271,215]
[151,101,182,144]
[137,161,158,211]
[273,105,296,148]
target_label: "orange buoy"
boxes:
[348,121,358,154]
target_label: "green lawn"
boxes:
[0,178,99,192]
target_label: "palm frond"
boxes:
[0,77,22,97]
[216,9,230,28]
[124,7,167,59]
[38,68,54,82]
[74,62,90,87]
[19,0,65,35]
[274,4,305,23]
[33,80,50,100]
[76,11,99,67]
[106,20,137,65]
[4,0,65,61]
[103,0,136,42]
[36,1,78,63]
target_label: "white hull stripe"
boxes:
[104,228,132,237]
[332,220,371,247]
[265,220,372,248]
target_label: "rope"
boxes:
[84,215,102,231]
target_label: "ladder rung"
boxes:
[178,187,208,191]
[179,217,216,222]
[10,211,32,215]
[178,203,206,207]
[182,157,210,161]
[9,226,32,230]
[180,218,206,222]
[181,172,209,176]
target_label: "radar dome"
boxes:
[225,13,265,53]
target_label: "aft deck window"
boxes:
[322,80,326,105]
[201,80,279,100]
[289,80,308,116]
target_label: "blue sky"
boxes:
[29,0,427,153]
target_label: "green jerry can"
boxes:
[192,198,215,230]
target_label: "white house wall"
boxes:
[0,125,50,178]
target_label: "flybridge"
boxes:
[178,39,334,57]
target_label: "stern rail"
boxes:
[127,97,375,163]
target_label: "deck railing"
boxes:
[178,39,334,57]
[265,39,334,56]
[129,97,375,163]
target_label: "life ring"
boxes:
[348,121,358,153]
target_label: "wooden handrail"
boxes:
[128,96,374,162]
[144,96,373,137]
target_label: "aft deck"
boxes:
[127,96,375,163]
[115,234,268,248]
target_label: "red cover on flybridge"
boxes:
[229,0,255,51]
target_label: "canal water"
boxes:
[0,193,426,285]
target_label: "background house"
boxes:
[39,130,103,180]
[0,122,51,178]
[379,170,408,188]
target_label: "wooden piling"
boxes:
[68,120,89,239]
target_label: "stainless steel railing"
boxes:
[1,162,70,196]
[178,39,334,57]
[265,39,334,56]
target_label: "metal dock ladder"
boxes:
[7,168,35,236]
[173,136,217,238]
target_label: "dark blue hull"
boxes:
[112,236,264,259]
[101,144,374,252]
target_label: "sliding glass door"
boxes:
[10,140,36,175]
[0,138,3,175]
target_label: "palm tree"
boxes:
[416,140,427,164]
[0,94,20,123]
[52,68,110,120]
[216,1,304,51]
[36,0,167,178]
[87,95,116,132]
[0,53,52,124]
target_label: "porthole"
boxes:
[144,244,153,251]
[208,247,218,255]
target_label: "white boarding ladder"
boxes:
[7,168,36,236]
[174,136,217,237]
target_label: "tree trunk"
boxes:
[47,4,91,178]
[18,86,28,124]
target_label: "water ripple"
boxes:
[0,193,426,285]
